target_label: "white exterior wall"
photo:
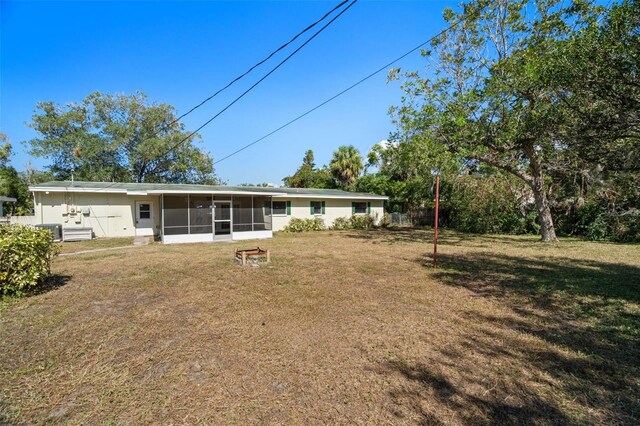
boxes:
[26,191,386,239]
[31,192,161,238]
[272,197,384,231]
[9,215,39,226]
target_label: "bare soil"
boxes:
[1,229,638,424]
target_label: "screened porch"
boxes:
[161,194,273,244]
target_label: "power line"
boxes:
[164,0,351,131]
[161,0,358,158]
[213,22,459,166]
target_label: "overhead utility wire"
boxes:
[163,0,351,130]
[213,22,459,165]
[161,0,358,157]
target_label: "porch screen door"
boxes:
[213,201,231,237]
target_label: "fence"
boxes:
[388,207,448,227]
[389,213,410,225]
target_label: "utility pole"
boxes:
[433,174,440,268]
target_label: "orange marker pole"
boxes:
[433,174,440,268]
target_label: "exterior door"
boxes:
[213,201,231,239]
[135,201,154,236]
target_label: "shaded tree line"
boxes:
[362,0,638,242]
[284,0,639,242]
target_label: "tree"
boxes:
[391,0,617,241]
[302,149,315,168]
[26,92,220,184]
[283,150,335,188]
[542,0,640,172]
[0,134,11,167]
[0,134,33,215]
[329,145,363,189]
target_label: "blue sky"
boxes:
[1,0,456,185]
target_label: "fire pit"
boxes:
[234,247,271,266]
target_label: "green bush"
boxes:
[331,215,375,230]
[447,175,539,235]
[567,203,640,242]
[380,212,390,228]
[598,210,639,243]
[331,217,351,230]
[282,218,326,232]
[350,214,374,230]
[0,224,60,295]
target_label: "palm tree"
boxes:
[302,149,315,168]
[330,145,363,189]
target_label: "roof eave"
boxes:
[29,185,388,200]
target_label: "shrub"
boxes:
[0,224,60,295]
[332,217,351,230]
[608,211,640,243]
[282,217,326,232]
[567,203,640,242]
[350,214,374,230]
[380,212,390,228]
[447,175,539,234]
[331,215,375,230]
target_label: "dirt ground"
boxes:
[1,229,638,425]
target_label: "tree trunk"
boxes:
[475,146,558,242]
[530,172,558,242]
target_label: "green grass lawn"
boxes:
[1,229,638,424]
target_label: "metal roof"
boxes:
[29,181,388,200]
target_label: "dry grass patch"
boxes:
[58,237,135,254]
[1,229,638,424]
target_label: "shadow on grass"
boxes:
[432,252,640,304]
[384,355,571,425]
[384,252,639,423]
[343,227,542,247]
[25,274,72,297]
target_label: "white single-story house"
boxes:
[16,181,387,243]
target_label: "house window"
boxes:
[139,203,151,219]
[310,201,325,215]
[272,201,287,215]
[353,202,368,215]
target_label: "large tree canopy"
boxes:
[542,0,640,171]
[26,92,220,184]
[391,0,638,241]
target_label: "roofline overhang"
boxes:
[29,186,388,200]
[29,187,283,197]
[272,194,388,200]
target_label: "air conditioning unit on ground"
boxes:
[63,227,93,242]
[35,224,63,242]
